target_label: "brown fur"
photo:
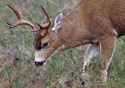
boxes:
[56,0,125,49]
[42,0,125,83]
[8,0,125,83]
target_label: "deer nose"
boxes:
[35,61,46,67]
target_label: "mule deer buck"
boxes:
[7,0,125,82]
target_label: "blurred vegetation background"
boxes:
[0,0,125,88]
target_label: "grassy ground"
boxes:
[0,0,125,88]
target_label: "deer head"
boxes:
[7,0,125,83]
[7,5,64,66]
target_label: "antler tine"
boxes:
[36,23,44,29]
[36,23,48,36]
[7,4,37,32]
[7,4,21,20]
[40,5,51,28]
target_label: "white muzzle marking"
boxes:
[35,51,46,62]
[34,45,65,67]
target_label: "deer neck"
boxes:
[57,2,91,49]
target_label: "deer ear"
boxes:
[52,13,63,33]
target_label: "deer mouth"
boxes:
[35,60,46,67]
[35,51,47,66]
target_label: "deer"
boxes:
[7,0,125,83]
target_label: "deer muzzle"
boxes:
[35,61,46,67]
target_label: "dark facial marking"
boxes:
[33,31,43,50]
[33,28,49,50]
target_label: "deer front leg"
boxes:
[99,35,116,82]
[83,43,100,75]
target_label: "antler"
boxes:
[40,5,51,28]
[36,5,51,36]
[7,4,37,32]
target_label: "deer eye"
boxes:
[42,42,49,48]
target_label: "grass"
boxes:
[0,0,125,88]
